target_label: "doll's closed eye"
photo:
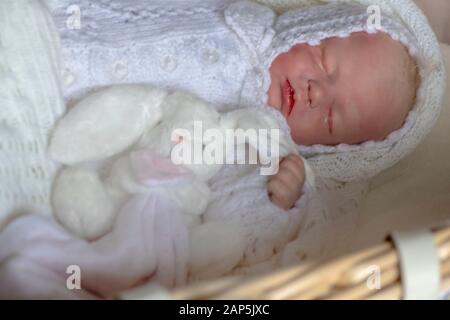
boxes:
[307,81,312,106]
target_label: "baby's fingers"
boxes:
[270,169,301,197]
[269,193,291,211]
[280,155,305,183]
[267,178,295,210]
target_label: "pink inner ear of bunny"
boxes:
[130,149,193,186]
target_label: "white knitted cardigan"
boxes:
[52,0,248,111]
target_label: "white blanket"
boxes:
[0,0,65,222]
[0,192,188,299]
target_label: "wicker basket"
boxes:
[171,226,450,300]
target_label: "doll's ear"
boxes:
[49,85,167,165]
[224,0,276,57]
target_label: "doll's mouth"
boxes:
[283,79,296,116]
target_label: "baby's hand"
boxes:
[267,154,305,210]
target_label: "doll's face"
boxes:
[267,32,416,146]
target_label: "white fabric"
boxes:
[205,163,315,267]
[51,0,248,112]
[0,192,189,299]
[0,0,66,221]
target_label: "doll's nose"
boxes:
[308,78,334,110]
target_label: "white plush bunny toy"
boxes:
[49,84,298,279]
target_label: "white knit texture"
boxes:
[205,163,314,267]
[51,0,249,112]
[0,0,66,220]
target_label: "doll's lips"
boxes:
[283,79,296,116]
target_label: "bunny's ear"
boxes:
[49,85,167,165]
[224,0,276,60]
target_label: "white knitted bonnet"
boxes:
[230,0,446,182]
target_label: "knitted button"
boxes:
[61,67,76,87]
[112,61,128,80]
[160,55,178,72]
[202,48,219,64]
